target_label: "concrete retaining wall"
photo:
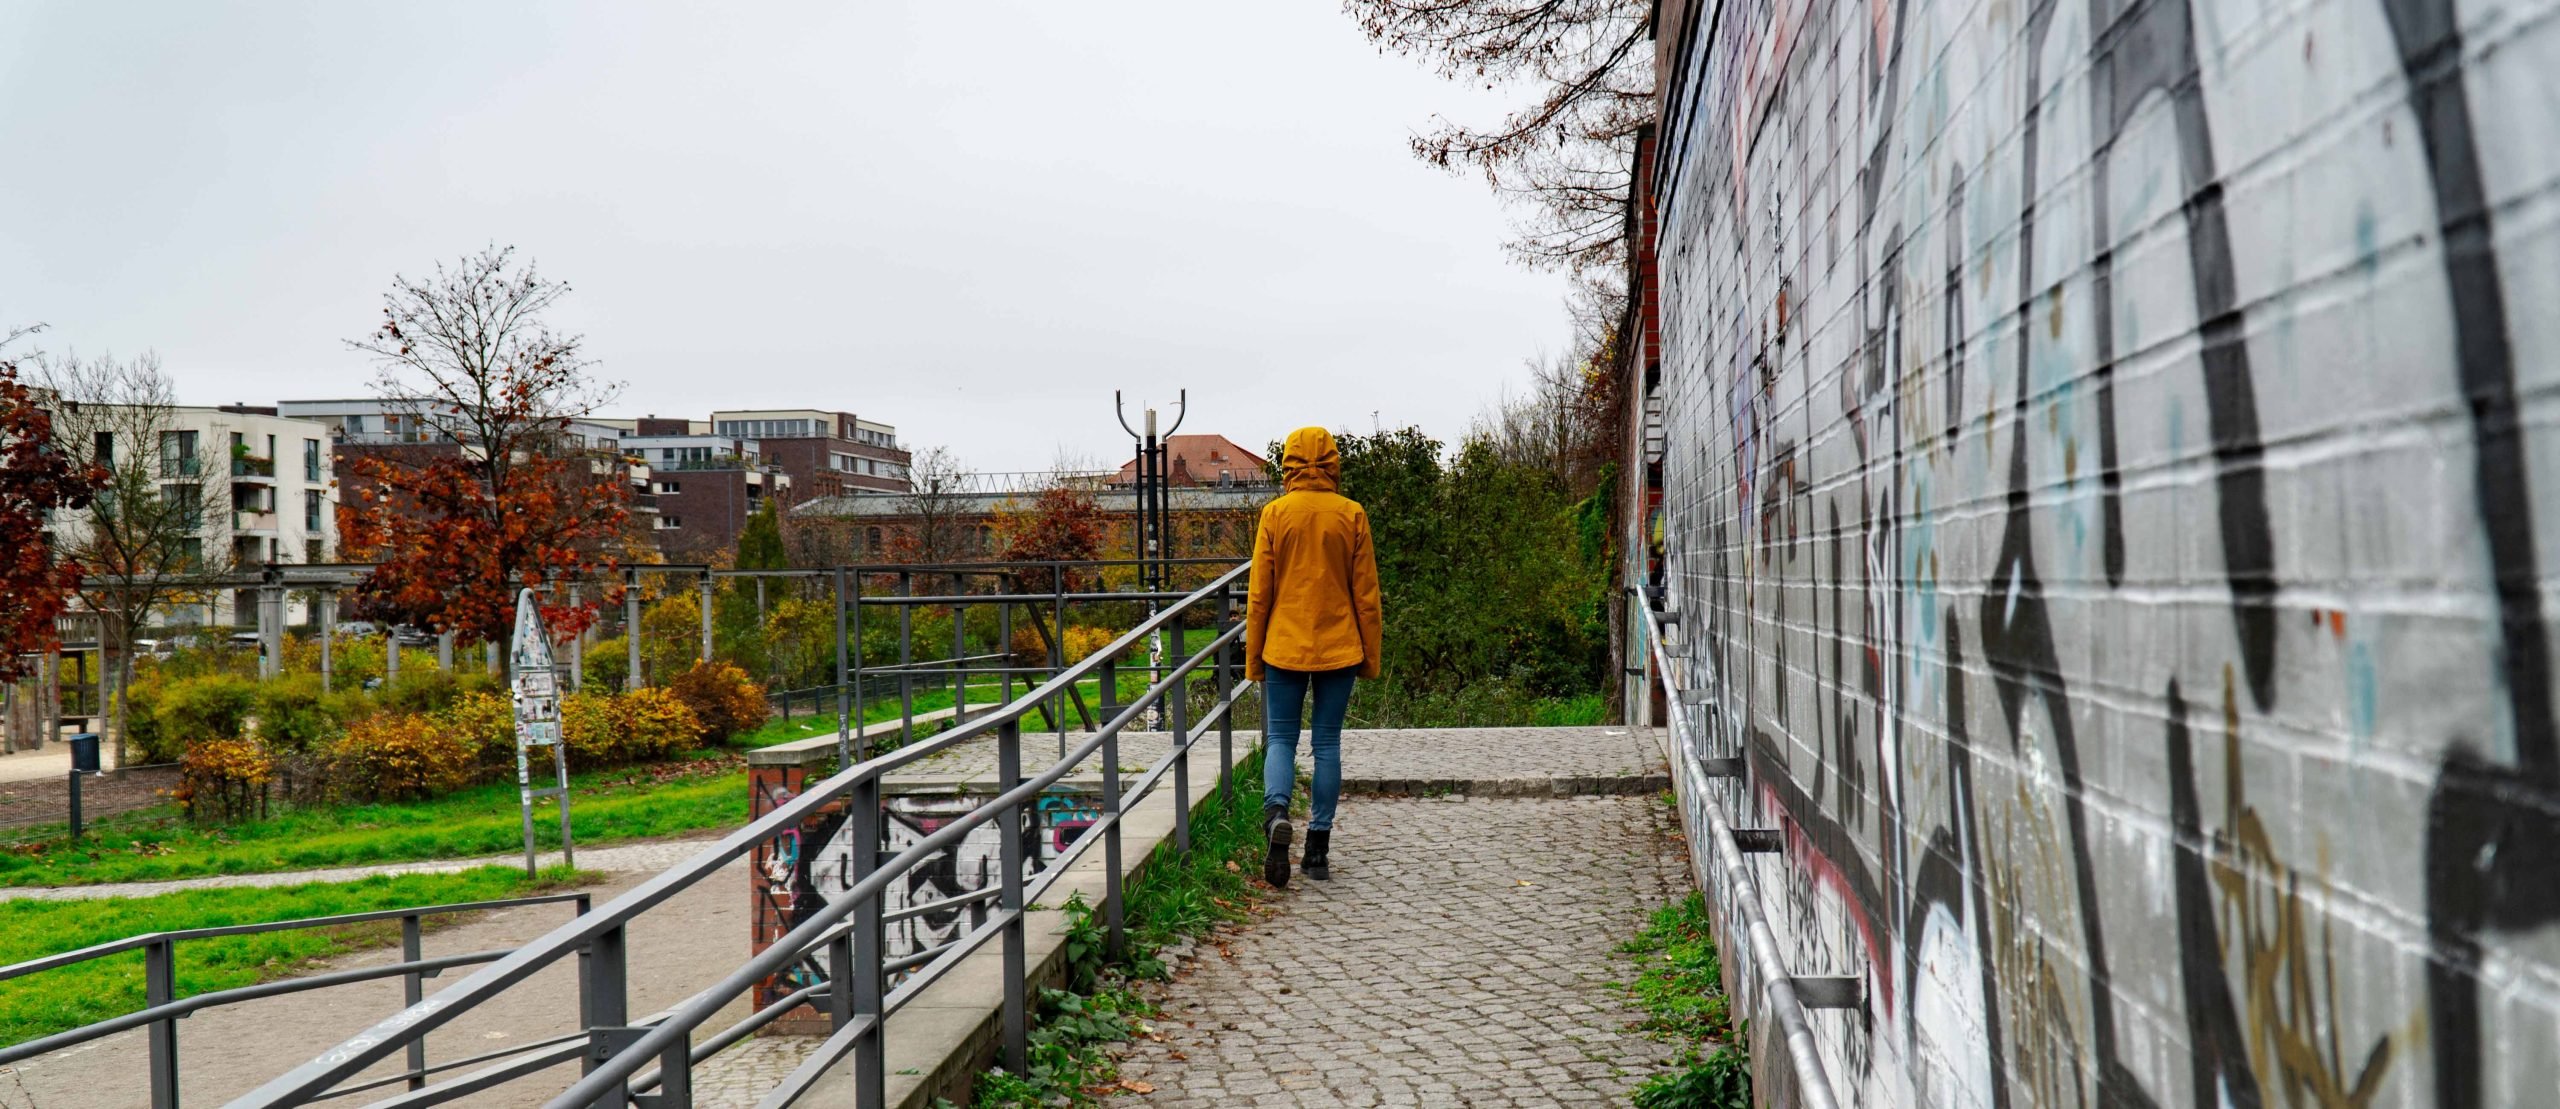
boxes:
[1637,1,2560,1105]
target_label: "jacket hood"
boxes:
[1280,427,1340,493]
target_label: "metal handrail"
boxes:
[0,891,591,1107]
[1633,584,1842,1109]
[233,561,1253,1108]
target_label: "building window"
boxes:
[181,536,203,568]
[159,430,199,477]
[864,526,881,554]
[304,439,322,482]
[305,490,323,530]
[657,516,682,530]
[94,432,113,468]
[305,538,324,564]
[169,484,202,530]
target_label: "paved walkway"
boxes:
[1110,739,1687,1107]
[0,726,1691,1108]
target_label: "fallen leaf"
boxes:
[1515,879,1536,887]
[1118,1078,1156,1094]
[1225,860,1240,872]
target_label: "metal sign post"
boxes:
[511,589,573,876]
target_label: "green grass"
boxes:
[0,866,584,1046]
[1615,891,1750,1108]
[0,757,746,889]
[741,673,1149,750]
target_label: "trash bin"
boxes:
[69,733,100,774]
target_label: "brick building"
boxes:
[709,409,910,500]
[1106,434,1268,488]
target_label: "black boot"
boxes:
[1301,829,1331,881]
[1262,804,1293,888]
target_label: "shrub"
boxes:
[583,635,631,693]
[615,688,704,761]
[559,689,702,765]
[176,737,274,822]
[668,661,768,743]
[122,677,176,763]
[1062,626,1122,666]
[159,674,258,746]
[438,690,517,774]
[379,669,464,715]
[326,714,473,802]
[1011,624,1048,668]
[255,675,355,754]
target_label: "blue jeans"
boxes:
[1262,666,1355,831]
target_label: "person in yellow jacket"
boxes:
[1244,426,1382,886]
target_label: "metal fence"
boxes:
[0,892,594,1107]
[1631,584,1844,1109]
[202,560,1252,1108]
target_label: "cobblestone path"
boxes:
[1112,784,1689,1107]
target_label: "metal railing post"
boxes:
[697,572,713,666]
[898,572,913,745]
[653,1030,692,1107]
[401,913,428,1090]
[834,567,852,768]
[1216,590,1234,809]
[144,938,177,1109]
[1100,657,1125,958]
[66,769,83,840]
[950,599,968,725]
[584,923,629,1093]
[625,568,643,690]
[996,720,1029,1075]
[849,773,885,1104]
[1171,671,1191,857]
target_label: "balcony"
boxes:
[159,457,204,479]
[230,455,276,482]
[234,510,279,535]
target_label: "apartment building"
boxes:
[277,397,659,533]
[708,409,910,499]
[623,418,790,556]
[47,405,340,626]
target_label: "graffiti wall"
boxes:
[1643,0,2560,1105]
[747,768,1107,1023]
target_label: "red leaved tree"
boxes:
[336,248,630,660]
[996,481,1105,595]
[0,336,109,681]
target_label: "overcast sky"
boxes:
[0,2,1574,472]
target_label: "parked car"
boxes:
[391,624,436,647]
[335,620,383,638]
[129,638,176,660]
[225,631,263,650]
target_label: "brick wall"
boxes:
[1641,1,2560,1106]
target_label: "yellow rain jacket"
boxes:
[1245,427,1383,681]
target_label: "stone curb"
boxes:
[1340,773,1670,798]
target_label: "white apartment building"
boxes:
[50,405,340,627]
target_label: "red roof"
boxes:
[1110,434,1269,486]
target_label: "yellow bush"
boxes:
[619,687,706,760]
[325,715,473,802]
[668,661,767,742]
[176,737,276,822]
[1062,625,1124,665]
[438,690,517,773]
[560,689,703,765]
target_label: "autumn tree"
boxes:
[337,247,629,662]
[1347,0,1653,273]
[996,481,1106,594]
[36,350,225,758]
[0,331,108,682]
[886,446,978,571]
